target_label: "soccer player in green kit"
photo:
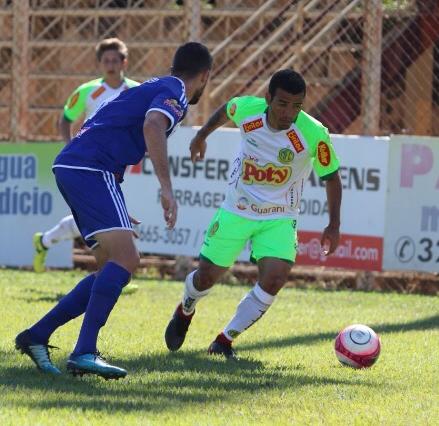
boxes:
[33,38,139,273]
[165,69,342,359]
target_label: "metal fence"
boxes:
[0,0,438,141]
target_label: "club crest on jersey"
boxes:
[242,159,291,186]
[287,130,304,153]
[243,118,263,133]
[278,148,294,164]
[229,103,237,116]
[317,141,331,166]
[164,98,183,119]
[208,221,219,237]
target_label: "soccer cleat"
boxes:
[33,232,48,273]
[208,334,238,361]
[122,283,139,295]
[15,329,61,374]
[67,352,127,380]
[164,303,194,351]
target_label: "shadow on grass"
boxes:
[13,288,66,303]
[238,314,439,351]
[0,350,375,413]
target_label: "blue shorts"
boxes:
[53,167,132,248]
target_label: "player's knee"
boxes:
[260,275,287,295]
[125,251,140,273]
[195,268,217,290]
[111,250,140,274]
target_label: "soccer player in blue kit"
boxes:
[15,42,213,379]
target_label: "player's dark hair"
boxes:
[96,38,128,62]
[171,42,213,78]
[268,69,306,97]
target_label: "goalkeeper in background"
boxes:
[32,37,139,273]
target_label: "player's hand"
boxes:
[129,215,141,238]
[320,225,340,256]
[160,189,177,229]
[190,133,207,163]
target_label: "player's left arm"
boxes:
[321,171,342,255]
[311,127,342,256]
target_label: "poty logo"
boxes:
[242,159,291,186]
[287,130,304,153]
[243,118,263,133]
[317,141,331,166]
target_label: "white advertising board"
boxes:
[383,136,439,273]
[124,127,389,271]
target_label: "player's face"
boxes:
[99,50,126,81]
[266,88,305,130]
[189,69,210,105]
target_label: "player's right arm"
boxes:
[143,111,177,229]
[59,85,88,144]
[190,96,266,163]
[190,103,228,163]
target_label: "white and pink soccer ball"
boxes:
[334,324,381,369]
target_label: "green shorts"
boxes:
[200,208,297,267]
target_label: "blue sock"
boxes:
[28,274,96,344]
[72,262,131,356]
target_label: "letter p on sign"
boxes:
[400,144,433,188]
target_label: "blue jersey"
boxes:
[54,76,188,178]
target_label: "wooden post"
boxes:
[11,0,29,142]
[184,0,201,125]
[361,0,383,136]
[185,0,201,42]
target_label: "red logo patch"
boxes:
[229,103,237,116]
[91,86,106,100]
[243,118,263,133]
[67,92,80,109]
[317,141,331,166]
[287,130,304,153]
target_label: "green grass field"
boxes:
[0,270,438,425]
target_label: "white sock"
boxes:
[42,215,81,248]
[181,270,211,315]
[223,283,275,341]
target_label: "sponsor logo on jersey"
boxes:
[250,204,285,215]
[229,103,237,116]
[242,159,291,186]
[164,98,184,119]
[243,118,263,133]
[287,130,304,153]
[317,141,331,166]
[91,86,106,100]
[278,148,294,164]
[236,197,249,210]
[67,92,80,109]
[246,138,258,147]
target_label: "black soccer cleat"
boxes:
[165,303,194,351]
[15,329,61,374]
[208,334,238,361]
